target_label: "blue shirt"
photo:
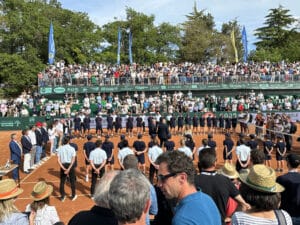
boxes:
[146,185,158,225]
[173,191,221,225]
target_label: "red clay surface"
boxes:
[0,125,299,224]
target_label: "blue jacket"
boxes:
[9,140,22,164]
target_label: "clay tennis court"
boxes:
[0,125,299,224]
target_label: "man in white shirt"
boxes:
[118,139,134,170]
[28,125,37,168]
[89,139,107,197]
[235,139,251,172]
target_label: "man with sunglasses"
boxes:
[156,151,221,225]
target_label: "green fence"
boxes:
[0,117,52,131]
[39,82,300,95]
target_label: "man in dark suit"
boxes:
[35,122,44,164]
[9,133,22,182]
[41,122,49,158]
[157,118,170,147]
[21,128,32,174]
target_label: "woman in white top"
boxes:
[47,122,57,155]
[232,164,292,225]
[26,181,60,225]
[178,138,193,159]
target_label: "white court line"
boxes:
[20,156,54,184]
[18,193,91,200]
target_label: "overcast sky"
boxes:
[58,0,299,50]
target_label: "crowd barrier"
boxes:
[0,111,299,131]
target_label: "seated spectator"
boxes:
[68,171,119,225]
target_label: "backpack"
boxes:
[290,122,297,134]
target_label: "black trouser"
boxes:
[149,164,157,184]
[159,137,167,147]
[284,134,292,151]
[91,165,105,195]
[60,163,76,198]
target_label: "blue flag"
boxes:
[242,26,248,62]
[48,22,55,65]
[128,30,133,64]
[117,27,122,65]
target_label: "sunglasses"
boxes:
[157,172,180,183]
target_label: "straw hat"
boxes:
[219,163,239,179]
[31,181,53,201]
[239,164,284,193]
[0,179,23,200]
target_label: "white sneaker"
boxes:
[71,195,77,201]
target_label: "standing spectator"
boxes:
[0,179,29,224]
[156,151,221,225]
[275,136,286,172]
[35,122,43,165]
[95,113,103,138]
[73,113,81,138]
[126,112,134,137]
[83,114,91,136]
[263,134,273,167]
[247,134,258,150]
[185,134,196,158]
[122,155,158,225]
[102,135,115,171]
[207,133,217,152]
[163,133,175,152]
[223,133,234,164]
[41,122,49,159]
[83,135,96,182]
[21,128,32,174]
[117,140,134,170]
[133,133,147,174]
[276,154,300,225]
[68,171,119,225]
[157,118,170,147]
[106,114,114,136]
[28,125,37,169]
[232,165,292,225]
[9,133,22,183]
[235,140,251,172]
[108,169,151,225]
[178,139,193,159]
[148,140,163,184]
[48,122,57,155]
[89,140,107,198]
[25,181,60,225]
[196,148,250,225]
[57,136,77,202]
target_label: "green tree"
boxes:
[180,3,216,62]
[255,5,296,49]
[101,8,180,64]
[220,20,243,63]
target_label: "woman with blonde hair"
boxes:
[25,181,60,225]
[0,179,29,224]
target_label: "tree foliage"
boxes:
[252,5,300,61]
[101,7,180,64]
